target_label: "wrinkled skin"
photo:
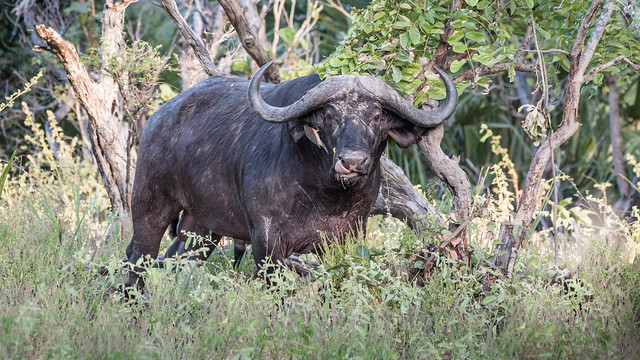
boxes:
[126,71,452,288]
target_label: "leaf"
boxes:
[482,295,496,305]
[328,57,348,68]
[400,33,410,49]
[526,0,534,9]
[299,37,308,51]
[354,245,370,260]
[409,26,421,46]
[466,31,485,43]
[392,21,412,29]
[465,0,478,6]
[449,236,462,247]
[447,31,464,44]
[278,27,296,45]
[391,66,403,83]
[0,150,16,199]
[452,42,467,53]
[450,59,467,73]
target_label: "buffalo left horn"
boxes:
[248,61,336,123]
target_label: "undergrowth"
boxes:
[0,105,639,359]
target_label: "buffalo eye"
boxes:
[323,108,340,127]
[371,109,383,122]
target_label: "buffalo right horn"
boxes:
[359,67,458,128]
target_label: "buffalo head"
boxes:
[248,61,457,189]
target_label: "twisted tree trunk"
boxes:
[494,0,616,277]
[35,0,139,232]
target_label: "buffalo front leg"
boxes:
[126,199,181,289]
[250,226,289,281]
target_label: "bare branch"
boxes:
[218,0,281,83]
[324,0,352,19]
[571,0,604,59]
[577,0,617,78]
[35,19,137,231]
[583,55,640,82]
[418,125,472,262]
[158,0,222,77]
[453,62,537,82]
[372,154,446,229]
[34,25,98,117]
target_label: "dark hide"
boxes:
[126,73,445,287]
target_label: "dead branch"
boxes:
[158,0,222,77]
[33,0,145,231]
[218,0,281,83]
[572,0,605,70]
[284,254,319,276]
[371,154,446,229]
[583,55,640,82]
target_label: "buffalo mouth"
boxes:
[334,160,367,187]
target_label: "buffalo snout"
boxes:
[335,151,370,177]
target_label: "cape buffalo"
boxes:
[125,62,456,287]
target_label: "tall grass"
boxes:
[1,107,639,359]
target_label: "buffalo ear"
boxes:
[388,128,419,149]
[303,125,329,153]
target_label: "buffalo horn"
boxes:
[248,61,457,128]
[248,61,335,123]
[366,67,457,128]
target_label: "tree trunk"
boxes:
[35,0,140,232]
[418,125,472,262]
[371,154,446,230]
[608,74,630,211]
[495,0,615,277]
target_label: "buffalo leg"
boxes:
[126,194,181,288]
[250,226,290,282]
[233,239,248,269]
[173,212,220,261]
[179,212,217,261]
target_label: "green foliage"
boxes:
[317,0,640,102]
[82,40,174,118]
[0,68,44,116]
[315,0,640,197]
[0,151,16,199]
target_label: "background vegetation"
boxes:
[1,0,640,358]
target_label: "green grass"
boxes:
[1,160,639,359]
